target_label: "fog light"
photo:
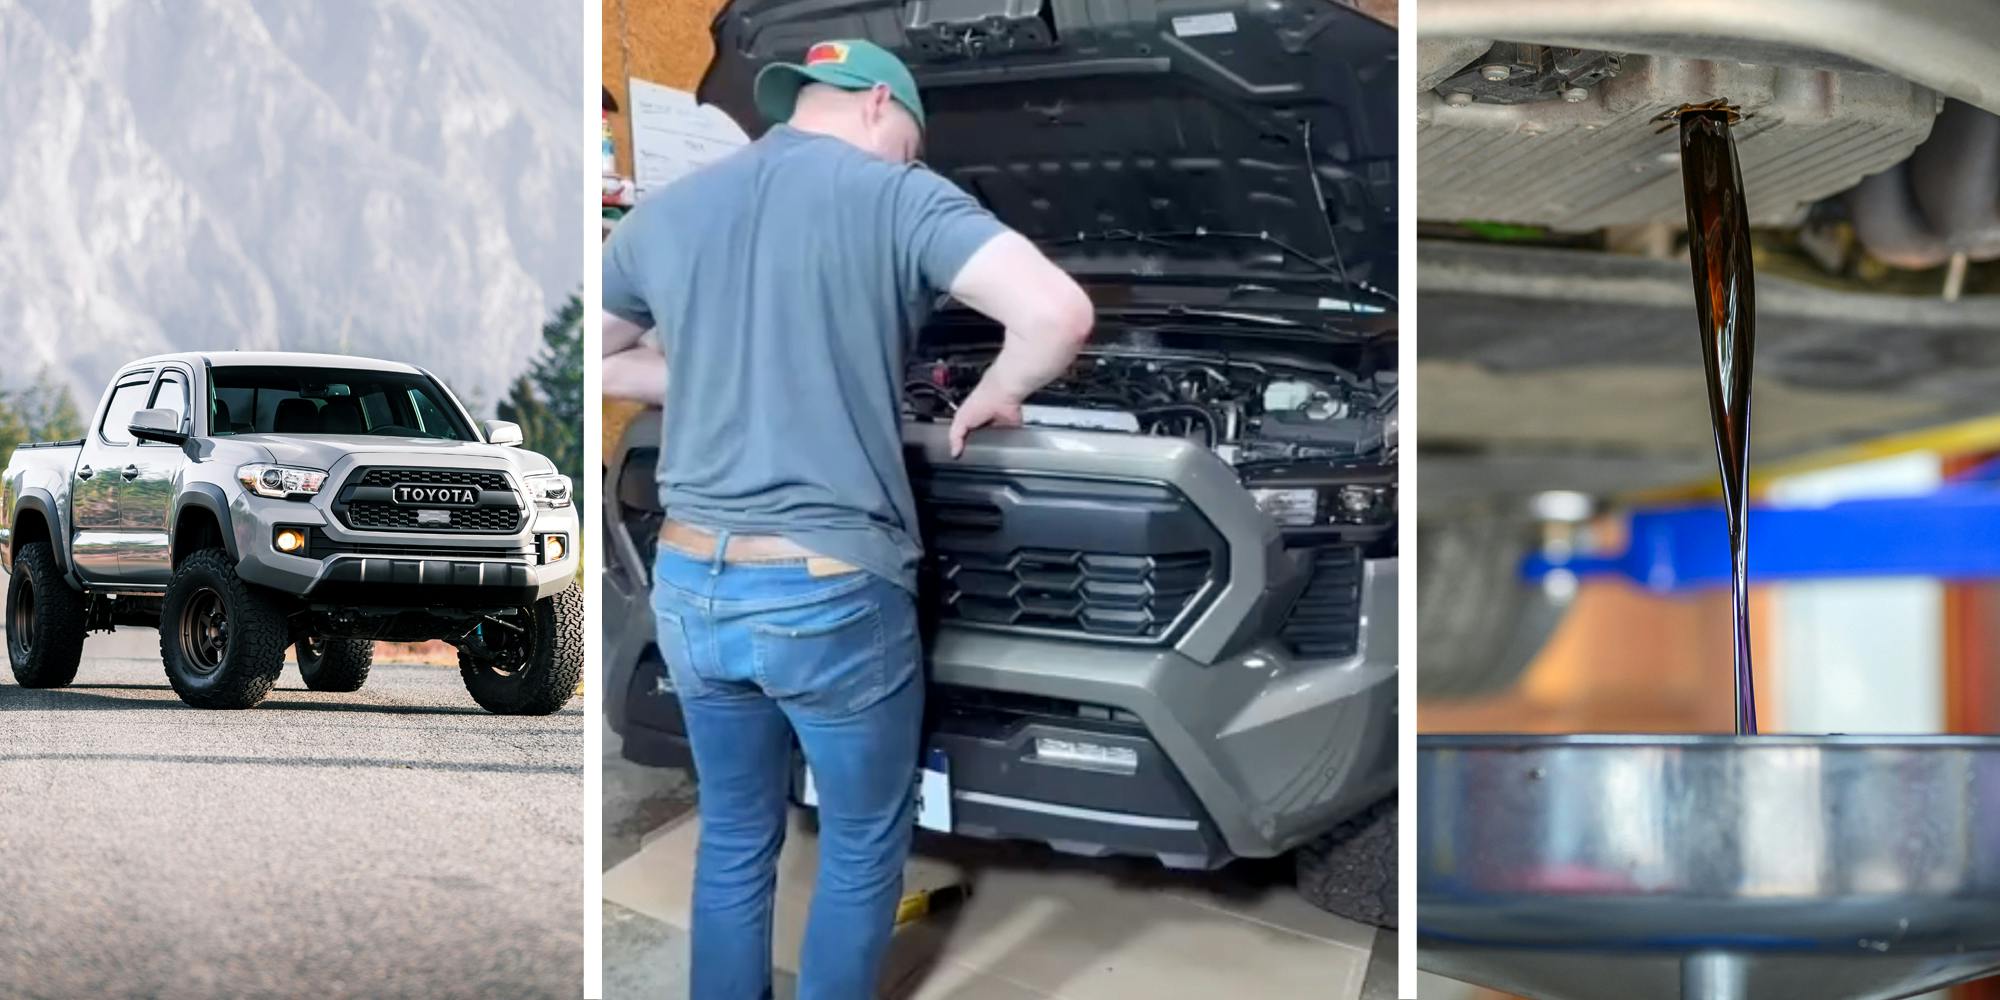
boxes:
[1031,737,1138,775]
[274,528,306,554]
[542,534,568,563]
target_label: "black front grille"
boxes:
[355,467,510,491]
[335,466,522,534]
[933,685,1142,725]
[304,527,526,561]
[343,503,522,532]
[1280,545,1364,659]
[914,469,1227,643]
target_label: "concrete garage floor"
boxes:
[604,725,1398,999]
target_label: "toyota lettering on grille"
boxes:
[390,484,479,508]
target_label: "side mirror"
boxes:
[130,407,188,444]
[483,419,524,447]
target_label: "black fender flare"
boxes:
[9,489,68,574]
[172,484,240,565]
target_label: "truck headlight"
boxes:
[238,464,327,500]
[1333,484,1396,525]
[1247,483,1397,527]
[524,473,572,509]
[1249,488,1320,527]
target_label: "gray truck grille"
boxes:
[336,466,522,534]
[1279,545,1363,659]
[913,470,1228,644]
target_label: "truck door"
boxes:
[119,366,192,585]
[70,370,154,585]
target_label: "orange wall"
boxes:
[603,0,730,180]
[1420,581,1780,734]
[601,1,727,440]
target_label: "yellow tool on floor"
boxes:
[894,883,970,927]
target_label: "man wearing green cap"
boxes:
[603,37,1093,1000]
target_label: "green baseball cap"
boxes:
[753,39,927,129]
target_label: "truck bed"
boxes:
[4,440,84,570]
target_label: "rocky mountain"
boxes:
[0,0,582,415]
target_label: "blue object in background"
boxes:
[1523,486,2000,593]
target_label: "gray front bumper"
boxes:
[926,558,1397,861]
[902,423,1398,860]
[604,421,1397,864]
[232,453,577,605]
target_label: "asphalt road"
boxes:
[0,576,584,1000]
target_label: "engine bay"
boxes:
[904,347,1397,469]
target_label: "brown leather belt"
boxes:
[659,519,832,566]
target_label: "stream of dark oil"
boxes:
[1677,109,1759,736]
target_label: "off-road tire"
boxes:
[459,582,583,715]
[1295,795,1396,928]
[159,548,287,709]
[6,541,87,688]
[296,635,373,693]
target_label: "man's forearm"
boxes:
[603,312,648,357]
[978,325,1085,404]
[946,232,1095,405]
[603,346,667,404]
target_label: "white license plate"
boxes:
[416,509,452,526]
[801,749,952,832]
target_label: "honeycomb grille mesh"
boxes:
[338,466,520,534]
[342,503,521,532]
[936,548,1212,639]
[355,467,510,491]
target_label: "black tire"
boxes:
[1295,796,1396,929]
[1416,505,1569,700]
[459,582,583,715]
[158,548,288,709]
[5,541,87,688]
[296,635,373,693]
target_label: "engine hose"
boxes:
[904,382,958,413]
[1135,405,1217,447]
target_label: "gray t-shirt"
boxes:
[603,125,1006,591]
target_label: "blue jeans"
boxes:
[651,540,924,1000]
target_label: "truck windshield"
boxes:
[206,366,475,441]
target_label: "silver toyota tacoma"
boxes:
[603,0,1399,927]
[2,352,581,714]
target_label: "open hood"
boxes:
[700,0,1397,298]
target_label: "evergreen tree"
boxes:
[495,375,559,463]
[0,395,28,465]
[531,292,584,438]
[0,368,81,462]
[496,292,583,495]
[17,368,83,441]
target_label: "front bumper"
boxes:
[907,556,1398,864]
[611,425,1397,865]
[619,560,1394,866]
[836,685,1233,867]
[231,456,578,607]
